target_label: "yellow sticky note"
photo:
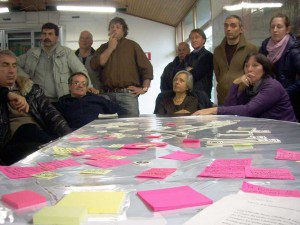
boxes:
[108,144,124,148]
[232,144,253,151]
[33,205,87,225]
[80,169,112,175]
[108,155,126,159]
[32,171,63,180]
[57,192,125,214]
[53,146,83,156]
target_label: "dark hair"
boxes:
[109,17,129,37]
[225,15,243,27]
[244,53,274,79]
[269,13,290,27]
[68,72,89,86]
[42,22,59,36]
[189,29,206,44]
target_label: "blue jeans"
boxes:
[104,92,139,117]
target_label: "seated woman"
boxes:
[193,53,297,122]
[156,70,198,115]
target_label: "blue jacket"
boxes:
[260,34,300,94]
[218,77,297,122]
[57,93,118,130]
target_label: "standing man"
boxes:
[160,42,190,92]
[0,50,71,165]
[17,22,94,102]
[75,31,102,90]
[90,17,153,117]
[214,15,257,105]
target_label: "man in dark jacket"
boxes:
[0,50,72,165]
[160,42,190,92]
[56,72,118,130]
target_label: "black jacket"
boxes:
[0,76,72,149]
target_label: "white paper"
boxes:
[184,193,300,225]
[98,113,118,119]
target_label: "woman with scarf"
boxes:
[259,13,300,122]
[192,53,297,122]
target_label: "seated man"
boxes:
[0,50,72,165]
[56,72,118,130]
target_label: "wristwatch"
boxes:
[142,87,148,92]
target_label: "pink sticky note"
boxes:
[165,122,176,126]
[275,148,300,161]
[123,143,149,150]
[160,150,201,161]
[146,142,168,147]
[241,182,300,197]
[72,147,110,156]
[182,138,200,143]
[210,158,252,167]
[85,158,132,168]
[0,166,44,179]
[38,159,81,170]
[68,136,99,141]
[136,168,176,179]
[245,166,295,180]
[198,165,245,178]
[112,149,144,156]
[137,185,213,211]
[1,190,47,209]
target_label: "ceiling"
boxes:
[0,0,198,27]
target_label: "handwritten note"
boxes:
[112,149,145,156]
[245,166,295,180]
[68,135,99,141]
[80,169,112,175]
[241,182,300,197]
[32,171,63,180]
[160,151,201,161]
[0,166,44,179]
[136,168,176,179]
[137,185,213,211]
[53,146,84,156]
[275,148,300,161]
[38,159,81,170]
[85,158,132,168]
[210,158,252,167]
[198,166,245,178]
[71,147,110,156]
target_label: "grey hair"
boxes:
[173,70,193,90]
[0,50,17,60]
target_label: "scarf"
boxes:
[245,79,263,98]
[266,34,289,63]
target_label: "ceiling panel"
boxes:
[0,0,198,26]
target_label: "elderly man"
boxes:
[75,31,102,90]
[160,42,190,92]
[91,17,153,117]
[17,22,96,102]
[56,72,118,130]
[0,50,71,165]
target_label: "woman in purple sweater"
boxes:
[193,53,297,122]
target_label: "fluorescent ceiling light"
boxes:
[0,7,8,13]
[57,6,116,13]
[223,2,283,11]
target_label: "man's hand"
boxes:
[8,92,29,113]
[127,86,147,96]
[87,87,100,95]
[108,33,118,51]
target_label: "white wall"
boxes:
[0,11,176,114]
[59,12,175,114]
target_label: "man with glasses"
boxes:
[56,72,118,130]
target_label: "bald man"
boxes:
[75,31,102,90]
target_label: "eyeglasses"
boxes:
[71,81,87,86]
